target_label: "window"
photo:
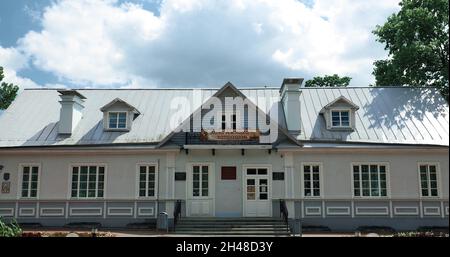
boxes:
[232,114,237,130]
[193,165,209,197]
[353,164,387,197]
[221,114,237,131]
[246,168,267,175]
[303,164,321,197]
[21,165,39,198]
[108,112,127,129]
[221,166,237,180]
[138,165,157,197]
[419,164,439,197]
[331,110,350,127]
[221,115,226,130]
[71,165,105,198]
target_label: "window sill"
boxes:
[104,128,130,132]
[329,127,354,131]
[352,196,390,200]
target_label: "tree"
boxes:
[372,0,449,101]
[0,66,19,110]
[304,74,352,87]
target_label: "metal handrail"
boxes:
[173,200,182,229]
[280,199,289,232]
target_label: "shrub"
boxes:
[0,217,23,237]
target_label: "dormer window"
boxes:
[108,111,127,129]
[100,98,140,132]
[320,96,359,131]
[331,110,350,128]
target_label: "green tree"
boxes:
[0,66,19,110]
[304,74,352,87]
[373,0,449,101]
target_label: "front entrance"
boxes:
[186,163,215,216]
[243,166,272,217]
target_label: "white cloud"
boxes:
[0,46,40,88]
[13,0,400,87]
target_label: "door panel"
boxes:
[244,168,271,217]
[187,164,214,216]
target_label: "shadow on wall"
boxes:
[363,87,448,130]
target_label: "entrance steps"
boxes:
[174,217,291,236]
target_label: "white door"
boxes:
[244,167,271,217]
[187,164,214,216]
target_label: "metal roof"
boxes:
[0,86,448,148]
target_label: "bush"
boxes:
[0,218,23,237]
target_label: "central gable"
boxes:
[158,82,301,148]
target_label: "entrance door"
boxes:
[187,164,214,216]
[243,167,271,217]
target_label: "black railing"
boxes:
[173,200,182,229]
[280,199,289,232]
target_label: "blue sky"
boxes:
[0,0,400,89]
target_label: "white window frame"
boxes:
[417,162,441,198]
[17,163,41,199]
[330,109,351,128]
[300,162,324,198]
[351,162,390,199]
[135,162,159,199]
[107,111,128,130]
[191,164,211,198]
[68,163,107,199]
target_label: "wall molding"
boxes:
[326,206,351,216]
[19,208,36,217]
[40,207,65,217]
[69,207,102,216]
[107,207,133,216]
[393,206,419,216]
[305,206,321,216]
[423,206,441,216]
[138,207,154,217]
[0,208,15,217]
[355,206,389,216]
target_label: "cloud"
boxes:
[13,0,400,88]
[0,46,40,88]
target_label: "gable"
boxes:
[158,82,301,148]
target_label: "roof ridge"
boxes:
[24,86,440,91]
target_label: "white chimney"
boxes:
[280,78,303,132]
[57,90,86,135]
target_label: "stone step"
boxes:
[173,231,292,236]
[178,219,285,223]
[175,226,286,231]
[174,217,291,235]
[176,223,286,228]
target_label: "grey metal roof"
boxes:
[0,86,448,148]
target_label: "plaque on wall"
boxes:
[175,172,186,181]
[272,172,285,181]
[1,182,10,194]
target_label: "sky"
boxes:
[0,0,401,89]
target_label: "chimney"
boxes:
[280,78,303,132]
[57,90,86,135]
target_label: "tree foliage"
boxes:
[0,66,19,110]
[373,0,449,101]
[304,74,352,87]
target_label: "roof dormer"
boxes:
[320,96,359,131]
[100,98,140,132]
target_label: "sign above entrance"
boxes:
[200,129,260,141]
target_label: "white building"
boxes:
[0,78,448,233]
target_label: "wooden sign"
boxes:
[200,129,260,141]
